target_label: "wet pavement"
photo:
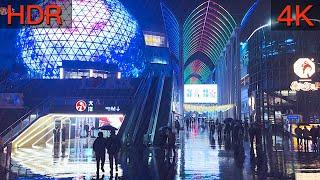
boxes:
[4,122,320,179]
[177,124,255,180]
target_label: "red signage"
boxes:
[75,100,87,112]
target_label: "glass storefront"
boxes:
[247,28,320,123]
[52,114,124,142]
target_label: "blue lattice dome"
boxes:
[17,0,145,79]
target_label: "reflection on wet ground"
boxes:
[5,122,320,179]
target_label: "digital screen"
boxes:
[184,84,218,104]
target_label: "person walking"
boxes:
[295,126,303,149]
[185,118,190,131]
[93,132,107,175]
[167,130,176,158]
[53,126,60,143]
[106,130,121,175]
[248,123,255,150]
[91,126,95,138]
[84,123,90,137]
[217,123,223,139]
[61,125,66,142]
[225,123,232,137]
[302,126,310,151]
[244,120,249,132]
[210,122,215,136]
[175,119,181,135]
[310,126,318,151]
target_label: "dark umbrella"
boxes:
[98,125,118,131]
[224,118,233,124]
[158,126,172,132]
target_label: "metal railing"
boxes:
[0,97,52,145]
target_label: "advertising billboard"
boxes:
[184,84,218,104]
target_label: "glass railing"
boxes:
[0,98,52,145]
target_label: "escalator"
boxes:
[117,75,152,146]
[120,74,173,147]
[132,77,161,146]
[153,77,173,146]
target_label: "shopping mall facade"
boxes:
[2,0,320,134]
[237,0,320,124]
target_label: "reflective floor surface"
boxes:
[4,123,320,179]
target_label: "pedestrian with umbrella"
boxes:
[93,132,107,175]
[106,130,121,176]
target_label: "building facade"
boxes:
[241,0,320,124]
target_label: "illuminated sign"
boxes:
[290,81,320,91]
[184,84,218,104]
[105,106,120,112]
[284,114,302,124]
[291,58,319,91]
[144,33,166,47]
[75,100,87,112]
[293,58,315,79]
[88,101,94,112]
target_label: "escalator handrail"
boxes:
[132,78,145,99]
[131,75,154,144]
[118,74,151,144]
[144,74,165,145]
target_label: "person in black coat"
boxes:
[210,122,215,136]
[61,125,66,142]
[93,132,107,174]
[84,124,90,137]
[106,130,121,175]
[310,126,318,151]
[175,119,181,135]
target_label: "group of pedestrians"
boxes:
[208,119,245,142]
[295,125,320,151]
[207,119,246,168]
[93,130,121,176]
[159,128,177,161]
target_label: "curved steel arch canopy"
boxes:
[184,60,211,83]
[183,0,236,83]
[161,2,180,60]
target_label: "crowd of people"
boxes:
[295,125,320,151]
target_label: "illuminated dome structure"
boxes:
[18,0,145,79]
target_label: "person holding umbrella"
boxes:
[93,132,107,175]
[98,125,121,175]
[106,130,121,175]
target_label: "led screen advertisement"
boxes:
[184,84,218,104]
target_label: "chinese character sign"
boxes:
[184,84,218,103]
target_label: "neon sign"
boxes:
[290,58,319,91]
[293,58,315,79]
